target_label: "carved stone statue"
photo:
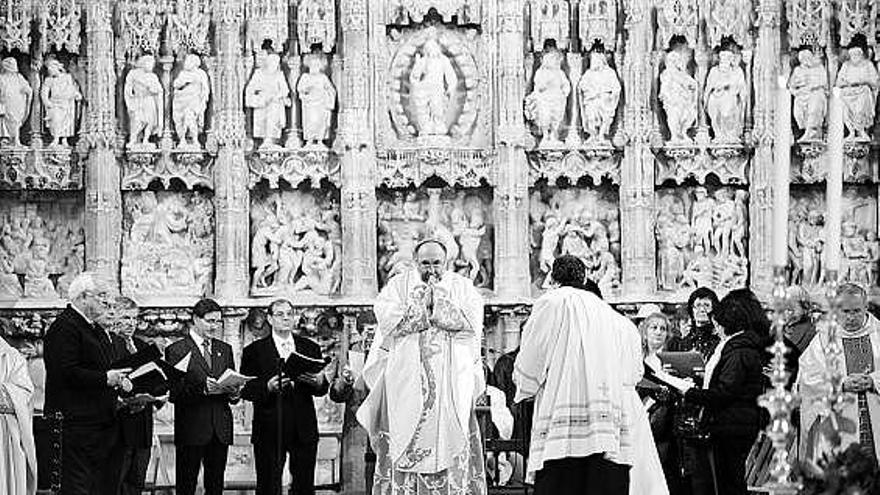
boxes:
[704,49,746,143]
[23,237,56,298]
[124,55,163,149]
[41,58,81,148]
[172,54,210,149]
[525,49,570,147]
[788,49,827,142]
[797,210,824,286]
[531,0,570,50]
[0,57,32,147]
[691,186,715,254]
[711,188,735,257]
[409,38,458,137]
[682,245,713,288]
[866,232,880,286]
[841,221,869,284]
[578,51,620,143]
[659,50,698,144]
[836,46,880,141]
[732,189,748,258]
[245,52,292,150]
[0,250,21,298]
[297,53,336,148]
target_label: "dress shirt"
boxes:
[272,332,296,361]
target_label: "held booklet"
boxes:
[284,350,331,377]
[213,369,255,389]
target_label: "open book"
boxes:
[212,369,255,389]
[284,350,330,376]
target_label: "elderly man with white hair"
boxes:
[44,271,130,495]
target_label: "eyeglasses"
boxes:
[200,317,222,324]
[272,312,294,319]
[418,260,444,267]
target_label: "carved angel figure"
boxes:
[245,53,292,149]
[659,50,698,144]
[42,58,81,147]
[836,46,879,141]
[578,51,620,142]
[409,38,457,136]
[0,57,32,147]
[124,55,163,149]
[789,49,827,142]
[704,49,746,143]
[297,53,336,148]
[525,49,570,147]
[172,54,210,149]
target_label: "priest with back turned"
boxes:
[357,239,487,495]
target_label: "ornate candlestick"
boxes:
[757,267,801,494]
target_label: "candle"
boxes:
[825,87,844,274]
[773,76,792,267]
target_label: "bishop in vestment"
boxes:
[799,283,880,460]
[357,240,487,495]
[0,336,37,495]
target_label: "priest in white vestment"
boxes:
[357,239,487,495]
[799,283,880,461]
[515,255,666,494]
[0,336,37,495]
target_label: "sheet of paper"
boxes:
[348,350,365,377]
[174,351,192,373]
[216,369,255,388]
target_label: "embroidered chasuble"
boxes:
[798,314,880,461]
[0,337,37,495]
[357,270,487,495]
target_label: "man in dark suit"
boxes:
[43,272,131,495]
[241,298,329,495]
[104,296,164,495]
[165,298,240,495]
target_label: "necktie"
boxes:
[202,339,212,369]
[126,338,137,354]
[281,340,293,359]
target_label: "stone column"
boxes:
[565,52,582,146]
[494,0,531,300]
[339,0,378,297]
[82,0,120,286]
[619,0,656,296]
[749,0,782,298]
[213,0,249,302]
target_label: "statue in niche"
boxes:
[797,210,824,286]
[23,237,56,298]
[172,53,210,149]
[836,45,879,141]
[788,49,827,142]
[409,38,458,137]
[578,51,620,143]
[0,250,21,298]
[0,57,32,148]
[731,189,748,258]
[124,55,163,149]
[459,208,486,280]
[297,53,336,148]
[42,58,81,148]
[245,53,292,150]
[251,213,281,290]
[531,0,570,50]
[682,245,713,288]
[865,231,880,285]
[656,198,689,289]
[525,49,570,147]
[291,227,334,293]
[841,221,869,284]
[691,186,715,254]
[711,188,735,257]
[659,50,698,144]
[704,48,746,143]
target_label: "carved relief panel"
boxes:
[121,189,214,300]
[380,24,488,148]
[377,186,494,290]
[0,192,84,300]
[655,186,749,294]
[788,186,879,287]
[528,183,620,297]
[249,183,342,297]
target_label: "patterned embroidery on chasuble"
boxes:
[398,329,442,470]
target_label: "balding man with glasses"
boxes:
[165,298,240,495]
[241,298,329,495]
[44,271,130,495]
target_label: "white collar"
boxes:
[189,329,207,348]
[70,303,92,326]
[272,331,295,348]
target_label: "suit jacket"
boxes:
[110,335,156,449]
[44,305,118,427]
[240,334,329,445]
[165,334,236,446]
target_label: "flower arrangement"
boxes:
[796,444,880,495]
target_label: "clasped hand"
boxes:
[267,372,323,393]
[107,368,133,393]
[843,373,875,394]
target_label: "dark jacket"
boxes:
[685,330,768,438]
[165,334,236,446]
[43,305,118,427]
[240,334,329,445]
[111,335,156,449]
[667,322,721,361]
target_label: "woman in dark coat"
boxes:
[682,289,768,495]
